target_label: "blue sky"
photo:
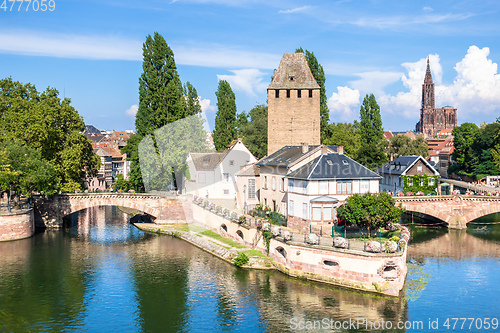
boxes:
[1,0,500,132]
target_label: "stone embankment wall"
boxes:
[191,202,407,296]
[0,209,35,242]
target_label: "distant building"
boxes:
[267,53,320,155]
[378,156,439,193]
[415,58,457,137]
[185,139,257,199]
[85,148,113,191]
[427,138,455,177]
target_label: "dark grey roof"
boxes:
[190,152,223,171]
[377,155,438,176]
[257,145,338,168]
[84,125,101,135]
[286,153,382,180]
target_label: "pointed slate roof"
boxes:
[257,145,338,168]
[377,155,439,176]
[268,53,320,90]
[286,153,381,180]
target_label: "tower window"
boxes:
[297,89,301,98]
[275,90,279,98]
[309,89,313,98]
[286,90,290,98]
[289,76,295,81]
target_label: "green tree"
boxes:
[323,122,361,157]
[213,80,237,151]
[337,192,405,237]
[389,135,429,158]
[0,141,58,196]
[237,105,268,159]
[452,122,480,178]
[296,47,330,142]
[357,94,387,169]
[0,78,100,192]
[124,32,195,191]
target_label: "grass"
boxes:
[161,224,190,232]
[189,225,208,233]
[200,230,246,248]
[241,249,267,258]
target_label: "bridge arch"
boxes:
[395,195,500,229]
[33,193,193,228]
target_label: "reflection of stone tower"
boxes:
[267,53,320,155]
[416,58,457,137]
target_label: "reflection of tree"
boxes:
[404,263,431,302]
[0,232,89,332]
[131,238,190,332]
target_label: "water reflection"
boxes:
[1,206,499,332]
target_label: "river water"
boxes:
[0,206,499,332]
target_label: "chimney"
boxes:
[301,142,309,154]
[337,146,344,154]
[321,145,328,155]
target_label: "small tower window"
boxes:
[286,90,290,98]
[289,75,295,81]
[297,89,301,98]
[309,89,313,98]
[275,90,279,98]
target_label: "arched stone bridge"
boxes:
[394,195,500,229]
[33,193,193,228]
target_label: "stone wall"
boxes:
[268,238,407,296]
[0,209,34,242]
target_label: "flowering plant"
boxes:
[383,240,398,253]
[397,192,404,197]
[307,233,319,245]
[238,215,246,224]
[272,226,281,237]
[215,206,222,214]
[256,219,263,229]
[231,212,238,221]
[366,240,381,252]
[283,230,291,241]
[223,208,230,217]
[399,239,407,250]
[262,222,271,231]
[405,191,414,196]
[333,237,348,248]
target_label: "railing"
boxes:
[192,195,406,254]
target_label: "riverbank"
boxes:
[133,223,274,269]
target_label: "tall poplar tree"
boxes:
[357,94,387,169]
[296,47,330,142]
[213,80,237,151]
[124,32,191,191]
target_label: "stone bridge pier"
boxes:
[33,193,193,228]
[395,195,500,229]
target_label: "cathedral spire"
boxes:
[424,57,433,84]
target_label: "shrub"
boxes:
[366,240,381,253]
[282,230,291,241]
[307,233,319,245]
[333,237,348,248]
[271,226,280,237]
[389,236,400,243]
[262,222,271,231]
[233,252,249,267]
[383,240,398,253]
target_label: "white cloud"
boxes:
[349,71,402,96]
[351,13,473,29]
[199,98,216,113]
[423,7,434,12]
[278,6,311,14]
[378,46,500,122]
[328,86,360,122]
[126,104,138,117]
[0,31,142,60]
[217,69,268,97]
[0,31,281,69]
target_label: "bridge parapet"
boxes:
[33,193,192,228]
[394,195,500,229]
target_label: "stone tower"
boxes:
[415,58,457,137]
[267,53,320,155]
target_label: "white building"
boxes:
[185,139,257,199]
